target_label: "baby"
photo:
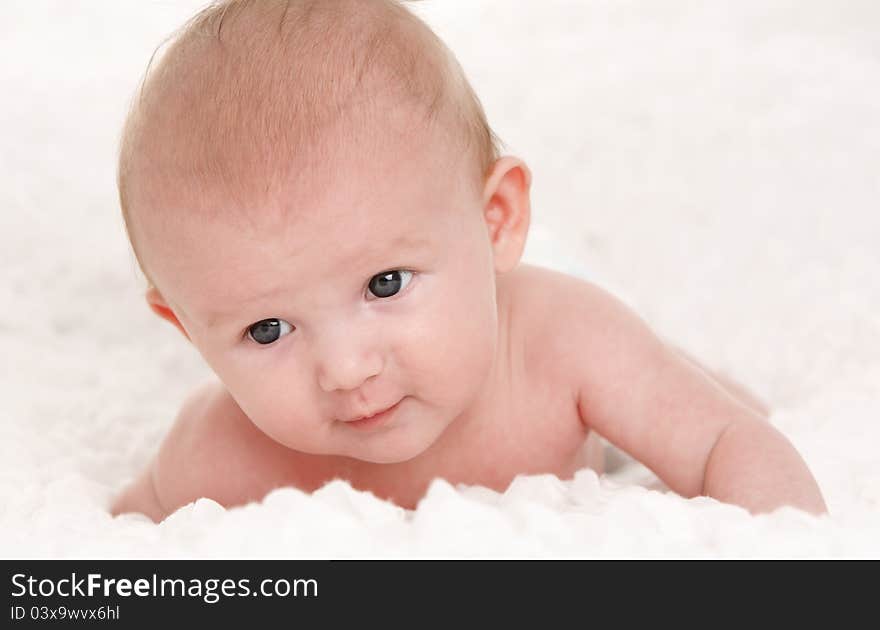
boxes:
[110,0,827,523]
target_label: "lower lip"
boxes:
[344,398,404,431]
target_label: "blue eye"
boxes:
[367,270,413,299]
[247,318,293,345]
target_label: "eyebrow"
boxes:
[199,233,431,328]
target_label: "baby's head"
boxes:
[118,0,532,463]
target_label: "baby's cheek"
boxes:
[248,406,315,452]
[222,376,296,441]
[413,304,495,402]
[459,308,499,394]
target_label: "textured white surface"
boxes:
[1,0,878,558]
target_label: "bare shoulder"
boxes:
[503,262,606,308]
[502,262,670,428]
[503,263,619,377]
[152,380,315,516]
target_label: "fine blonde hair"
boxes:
[117,0,501,284]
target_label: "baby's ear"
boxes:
[481,156,532,274]
[145,287,190,341]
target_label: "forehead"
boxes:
[137,129,476,311]
[133,101,472,234]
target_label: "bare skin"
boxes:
[111,263,589,520]
[110,263,781,523]
[110,139,826,524]
[110,1,826,524]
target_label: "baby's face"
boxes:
[136,139,501,464]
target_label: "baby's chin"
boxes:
[340,433,438,465]
[336,419,449,465]
[345,445,427,465]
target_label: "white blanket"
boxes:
[1,0,878,558]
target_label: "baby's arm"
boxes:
[110,381,220,523]
[554,282,827,515]
[110,380,312,523]
[109,460,166,523]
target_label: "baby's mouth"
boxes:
[341,398,404,430]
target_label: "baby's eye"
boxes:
[367,270,413,299]
[247,318,293,345]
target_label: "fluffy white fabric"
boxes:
[1,0,877,558]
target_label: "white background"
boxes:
[1,0,877,557]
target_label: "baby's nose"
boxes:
[314,333,383,393]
